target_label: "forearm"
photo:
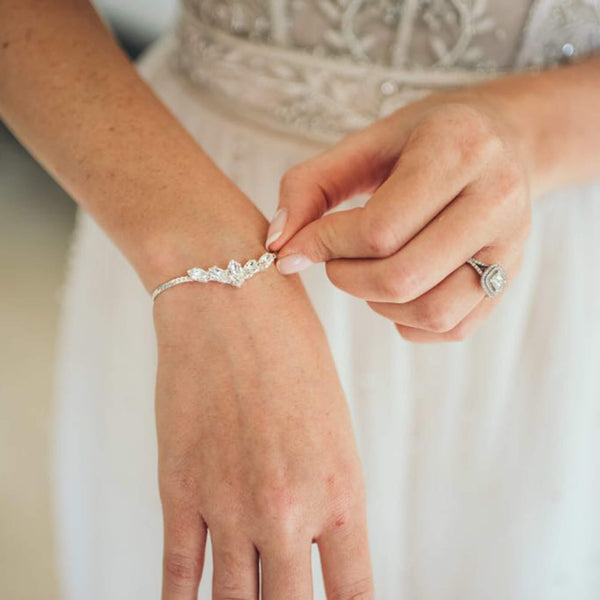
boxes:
[0,0,268,291]
[469,54,600,198]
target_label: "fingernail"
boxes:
[265,207,288,249]
[276,254,313,275]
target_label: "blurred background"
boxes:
[0,2,177,598]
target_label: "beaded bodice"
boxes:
[172,0,600,141]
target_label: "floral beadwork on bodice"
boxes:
[191,0,512,68]
[172,0,600,141]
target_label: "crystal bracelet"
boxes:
[151,252,276,301]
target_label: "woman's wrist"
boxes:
[115,174,273,293]
[457,55,600,199]
[134,217,271,295]
[463,76,564,199]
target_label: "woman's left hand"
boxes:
[266,91,533,342]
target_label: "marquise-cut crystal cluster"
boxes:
[187,252,275,288]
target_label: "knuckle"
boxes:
[418,302,458,333]
[373,276,403,302]
[360,210,401,257]
[163,551,200,587]
[251,482,303,541]
[459,127,500,169]
[280,163,308,190]
[329,576,375,600]
[281,161,334,212]
[454,108,499,166]
[377,264,422,303]
[420,103,499,167]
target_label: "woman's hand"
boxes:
[153,263,373,600]
[266,90,538,343]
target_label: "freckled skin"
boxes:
[270,59,600,343]
[2,0,600,596]
[0,2,376,598]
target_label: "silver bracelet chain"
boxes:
[151,252,276,301]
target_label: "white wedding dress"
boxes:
[53,1,600,598]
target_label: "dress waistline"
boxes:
[171,7,509,144]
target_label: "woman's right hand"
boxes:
[153,260,374,600]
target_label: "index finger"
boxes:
[276,129,475,264]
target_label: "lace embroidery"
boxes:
[174,0,600,142]
[173,12,496,143]
[515,0,600,67]
[184,0,509,69]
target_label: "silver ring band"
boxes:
[466,258,507,297]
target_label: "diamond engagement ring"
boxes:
[466,258,507,298]
[151,252,276,301]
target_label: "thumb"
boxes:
[265,128,394,254]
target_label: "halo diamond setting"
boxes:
[467,258,507,298]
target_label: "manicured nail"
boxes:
[276,254,313,275]
[265,207,288,249]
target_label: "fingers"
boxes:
[274,106,490,266]
[316,508,374,600]
[394,292,499,343]
[325,162,528,304]
[373,246,521,342]
[323,192,490,302]
[273,147,469,267]
[366,244,520,332]
[367,267,485,333]
[162,509,208,600]
[259,540,313,600]
[269,121,410,253]
[210,529,259,600]
[344,120,481,256]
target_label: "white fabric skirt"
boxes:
[53,32,600,599]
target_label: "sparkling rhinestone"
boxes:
[380,80,397,96]
[258,252,275,269]
[208,266,230,283]
[227,259,243,276]
[227,260,245,287]
[243,259,259,277]
[561,42,575,57]
[187,267,210,281]
[490,271,505,288]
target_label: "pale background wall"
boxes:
[0,2,176,598]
